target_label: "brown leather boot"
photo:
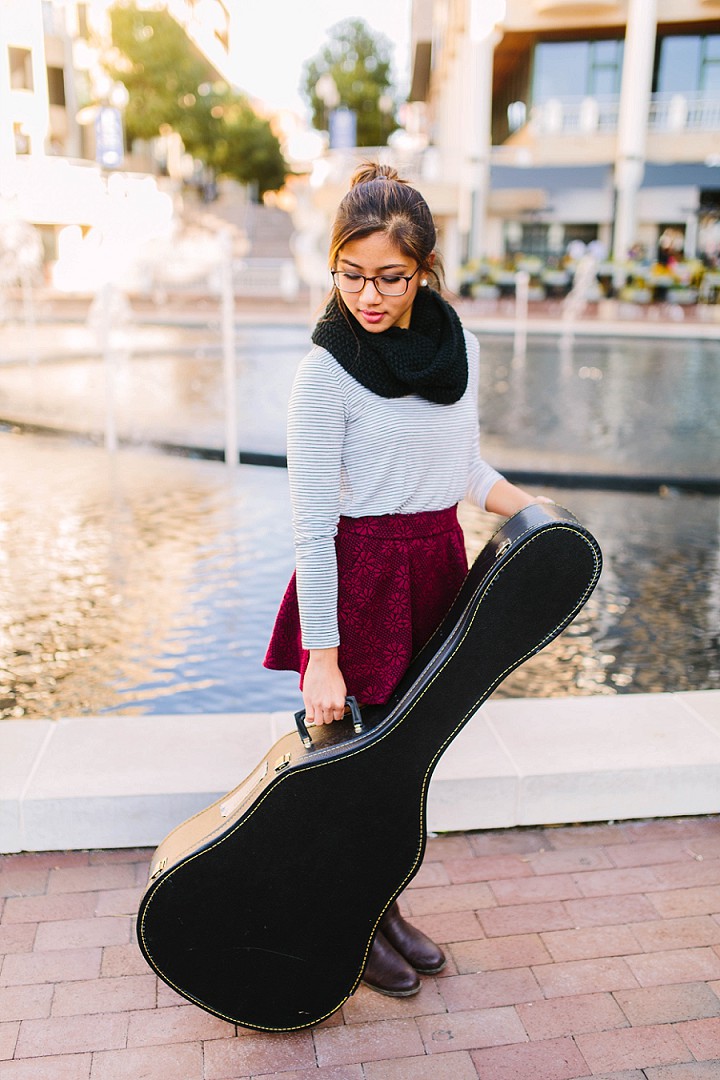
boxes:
[380,901,446,974]
[361,930,421,997]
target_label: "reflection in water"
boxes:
[477,335,720,479]
[0,431,718,721]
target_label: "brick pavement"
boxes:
[1,816,720,1079]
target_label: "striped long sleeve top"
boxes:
[287,328,503,649]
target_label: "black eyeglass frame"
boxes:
[331,265,421,296]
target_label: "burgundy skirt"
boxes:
[263,505,468,705]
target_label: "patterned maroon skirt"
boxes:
[263,505,468,704]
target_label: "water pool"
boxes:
[1,431,717,721]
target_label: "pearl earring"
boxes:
[421,278,428,286]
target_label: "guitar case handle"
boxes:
[294,695,363,748]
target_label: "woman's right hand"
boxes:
[302,647,348,725]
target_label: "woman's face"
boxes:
[334,232,427,333]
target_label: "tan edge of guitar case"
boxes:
[137,502,602,1032]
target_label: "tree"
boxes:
[302,19,399,147]
[177,86,288,198]
[106,2,288,197]
[106,3,211,144]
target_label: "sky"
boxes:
[232,1,412,117]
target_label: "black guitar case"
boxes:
[137,502,601,1032]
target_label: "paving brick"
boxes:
[417,1005,527,1053]
[648,886,720,919]
[101,941,149,977]
[312,1018,424,1068]
[565,893,660,927]
[0,923,36,954]
[402,882,495,916]
[0,947,102,986]
[573,1072,646,1080]
[204,1031,323,1076]
[0,983,53,1021]
[52,974,157,1016]
[341,979,446,1025]
[614,982,720,1025]
[681,836,720,860]
[543,823,631,848]
[479,900,574,937]
[89,1042,204,1080]
[644,1064,720,1080]
[631,915,720,952]
[363,1049,479,1079]
[47,865,137,895]
[451,931,552,974]
[653,863,720,890]
[674,1017,720,1061]
[0,1052,93,1078]
[3,891,98,924]
[607,840,696,868]
[93,887,144,917]
[0,1020,19,1058]
[406,909,484,943]
[532,956,640,998]
[516,992,628,1039]
[425,834,474,861]
[1,853,88,871]
[621,818,719,844]
[490,873,582,906]
[444,854,534,883]
[471,1035,590,1079]
[34,915,131,951]
[0,867,49,898]
[15,1011,127,1057]
[126,1003,234,1046]
[575,1025,693,1072]
[156,979,188,1008]
[438,967,543,1012]
[527,847,615,875]
[626,947,720,986]
[572,866,664,897]
[268,1068,365,1080]
[467,829,546,856]
[540,924,643,962]
[405,862,450,888]
[88,849,152,865]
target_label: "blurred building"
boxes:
[0,0,237,264]
[408,0,720,281]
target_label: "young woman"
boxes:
[265,162,544,997]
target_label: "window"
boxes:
[533,40,623,103]
[47,66,66,107]
[656,35,720,94]
[9,47,33,91]
[13,122,30,154]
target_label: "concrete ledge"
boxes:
[2,691,719,852]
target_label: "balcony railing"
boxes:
[531,93,720,135]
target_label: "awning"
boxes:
[490,164,612,191]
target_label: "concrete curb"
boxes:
[2,690,719,853]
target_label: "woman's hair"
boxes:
[328,162,444,289]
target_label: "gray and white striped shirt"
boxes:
[287,328,503,649]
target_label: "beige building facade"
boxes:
[0,0,235,260]
[408,0,720,285]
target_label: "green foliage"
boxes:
[106,2,288,196]
[107,3,211,142]
[302,18,398,147]
[177,87,288,197]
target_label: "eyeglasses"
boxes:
[331,266,420,296]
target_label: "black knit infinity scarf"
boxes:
[311,286,468,404]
